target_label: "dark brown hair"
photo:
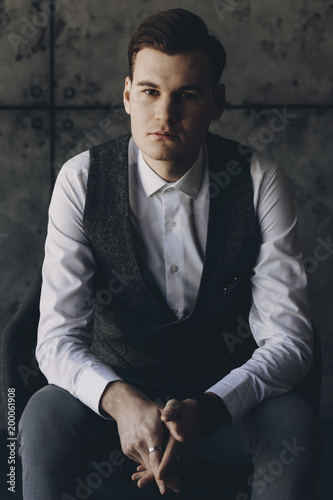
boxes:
[128,8,227,89]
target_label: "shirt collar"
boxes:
[137,144,205,199]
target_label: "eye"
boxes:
[180,92,198,100]
[144,89,159,96]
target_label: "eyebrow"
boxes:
[136,81,204,93]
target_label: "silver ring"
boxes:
[148,445,163,454]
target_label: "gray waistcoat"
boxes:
[83,132,262,391]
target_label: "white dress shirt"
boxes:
[36,136,313,424]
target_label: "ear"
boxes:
[123,76,132,115]
[211,83,226,120]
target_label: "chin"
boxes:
[145,151,178,162]
[151,147,183,161]
[141,141,178,157]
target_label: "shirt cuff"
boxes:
[75,362,123,418]
[206,372,257,425]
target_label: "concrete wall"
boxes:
[1,0,332,427]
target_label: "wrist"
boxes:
[100,381,126,418]
[191,392,232,438]
[100,381,149,419]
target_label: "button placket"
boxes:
[162,188,184,316]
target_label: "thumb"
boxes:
[164,419,185,442]
[161,399,181,421]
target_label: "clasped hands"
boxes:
[119,396,200,495]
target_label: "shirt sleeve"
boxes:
[206,152,314,424]
[36,152,123,417]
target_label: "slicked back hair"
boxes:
[128,8,227,89]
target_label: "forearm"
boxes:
[37,238,124,416]
[99,380,153,419]
[207,338,312,425]
[36,325,124,416]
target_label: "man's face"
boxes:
[123,48,225,173]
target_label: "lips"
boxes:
[151,131,178,138]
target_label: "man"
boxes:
[18,8,319,499]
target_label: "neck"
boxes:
[142,150,200,182]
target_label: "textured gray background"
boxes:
[0,0,332,434]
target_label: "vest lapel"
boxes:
[172,132,259,320]
[85,132,175,320]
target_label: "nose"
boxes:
[154,95,179,123]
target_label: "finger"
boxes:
[131,472,145,481]
[161,399,182,421]
[131,470,154,485]
[138,471,155,488]
[148,449,167,494]
[166,478,182,494]
[164,419,185,442]
[136,464,146,472]
[148,445,181,493]
[126,451,142,465]
[157,435,179,481]
[133,471,155,488]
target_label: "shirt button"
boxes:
[171,265,179,273]
[169,220,177,228]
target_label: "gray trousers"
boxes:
[18,384,320,500]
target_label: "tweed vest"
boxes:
[83,132,262,391]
